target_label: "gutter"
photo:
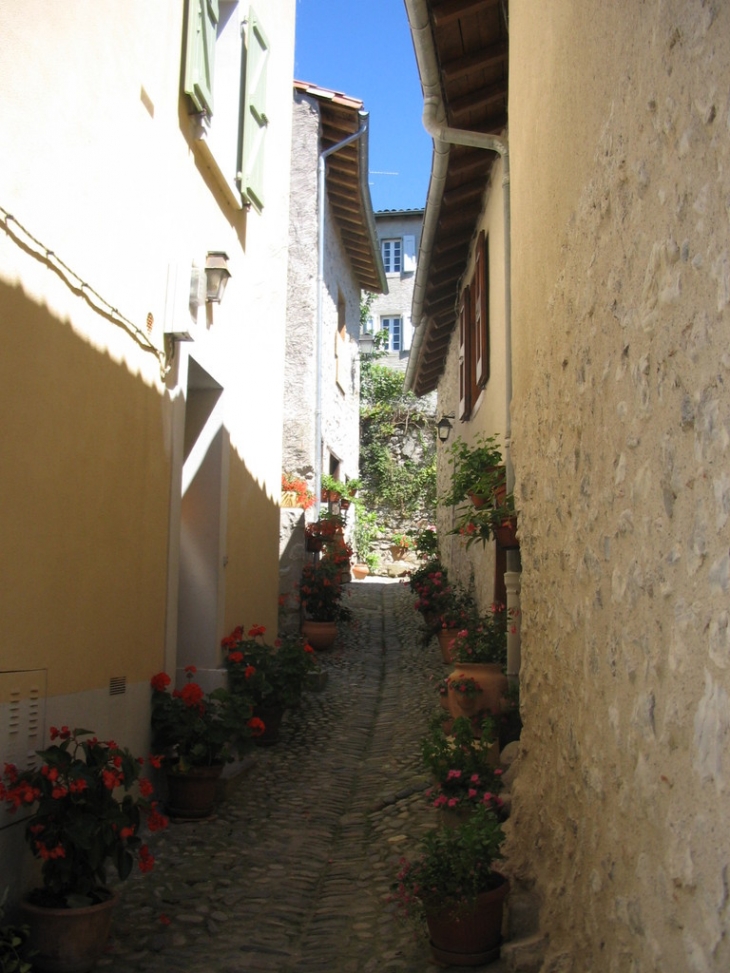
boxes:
[404,0,521,680]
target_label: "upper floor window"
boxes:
[458,231,490,420]
[381,316,402,352]
[382,239,402,274]
[183,1,269,212]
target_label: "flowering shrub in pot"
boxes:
[281,472,315,510]
[299,557,350,623]
[150,667,258,772]
[393,805,508,965]
[0,727,166,909]
[222,625,317,711]
[0,727,168,972]
[450,604,509,666]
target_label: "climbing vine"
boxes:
[359,360,437,522]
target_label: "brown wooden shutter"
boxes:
[459,285,472,420]
[474,231,490,388]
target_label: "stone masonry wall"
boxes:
[507,3,730,971]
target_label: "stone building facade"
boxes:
[404,1,730,969]
[363,209,423,372]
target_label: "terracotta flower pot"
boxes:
[437,627,458,664]
[351,563,369,580]
[165,764,223,819]
[21,890,118,973]
[447,662,507,719]
[425,874,509,967]
[301,618,337,650]
[494,517,519,549]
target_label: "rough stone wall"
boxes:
[507,3,730,970]
[283,92,362,482]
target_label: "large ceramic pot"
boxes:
[20,890,118,973]
[165,764,223,819]
[301,618,337,650]
[351,563,369,581]
[447,662,507,720]
[425,874,509,967]
[436,627,458,664]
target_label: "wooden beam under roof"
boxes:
[441,40,508,82]
[442,177,485,207]
[431,0,500,27]
[450,80,507,120]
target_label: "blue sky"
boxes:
[294,0,433,213]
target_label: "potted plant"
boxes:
[222,625,318,744]
[0,727,167,972]
[392,804,508,966]
[299,556,350,649]
[410,524,439,560]
[440,434,518,549]
[447,605,510,720]
[441,434,504,508]
[304,512,346,552]
[320,473,343,504]
[389,532,411,560]
[435,584,477,663]
[408,559,454,632]
[353,507,380,578]
[0,890,31,973]
[150,667,258,818]
[281,472,315,510]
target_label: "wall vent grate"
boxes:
[109,676,127,696]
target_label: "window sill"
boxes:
[189,115,243,212]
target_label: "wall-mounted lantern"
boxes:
[437,414,455,443]
[204,251,231,303]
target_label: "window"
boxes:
[380,316,402,352]
[183,1,269,211]
[382,239,402,274]
[458,231,490,420]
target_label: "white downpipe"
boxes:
[315,114,369,513]
[404,0,520,680]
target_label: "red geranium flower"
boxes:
[151,672,171,692]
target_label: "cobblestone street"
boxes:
[98,580,509,972]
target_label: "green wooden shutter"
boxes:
[184,0,219,116]
[239,9,269,212]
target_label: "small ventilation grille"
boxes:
[109,676,127,697]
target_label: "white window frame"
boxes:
[382,239,402,275]
[381,316,403,352]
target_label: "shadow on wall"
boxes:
[0,277,171,696]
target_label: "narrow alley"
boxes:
[98,581,509,973]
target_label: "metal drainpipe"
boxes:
[404,0,521,681]
[314,112,369,515]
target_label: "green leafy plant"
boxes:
[392,804,505,919]
[440,434,504,507]
[150,668,257,771]
[391,533,410,549]
[222,625,317,710]
[421,715,499,785]
[0,890,31,973]
[359,363,437,521]
[353,507,380,572]
[409,525,439,558]
[0,728,167,907]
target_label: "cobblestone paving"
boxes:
[99,581,507,972]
